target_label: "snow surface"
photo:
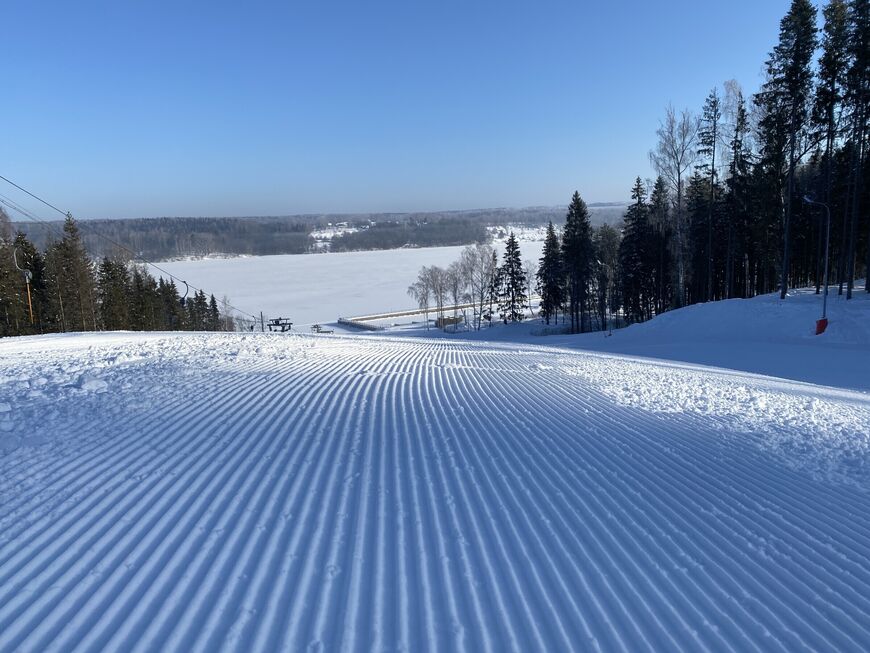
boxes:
[386,283,870,393]
[1,330,869,651]
[160,241,545,325]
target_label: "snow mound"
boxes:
[0,332,869,651]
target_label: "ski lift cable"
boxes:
[0,193,68,243]
[0,176,260,320]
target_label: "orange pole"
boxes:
[25,279,34,325]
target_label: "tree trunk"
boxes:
[676,179,685,307]
[780,134,797,300]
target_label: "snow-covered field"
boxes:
[160,241,544,325]
[1,328,869,651]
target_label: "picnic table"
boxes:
[267,317,293,332]
[310,323,334,334]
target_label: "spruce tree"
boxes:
[97,258,131,330]
[536,221,564,324]
[158,279,185,330]
[498,232,527,323]
[686,171,719,303]
[43,216,98,332]
[208,294,221,330]
[593,224,620,332]
[561,191,594,333]
[648,177,674,314]
[618,177,652,323]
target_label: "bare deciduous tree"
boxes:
[460,243,496,330]
[523,259,536,316]
[408,272,432,329]
[649,105,698,307]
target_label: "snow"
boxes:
[389,283,870,393]
[160,241,545,325]
[1,327,869,651]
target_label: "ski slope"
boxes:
[1,332,870,651]
[388,283,870,393]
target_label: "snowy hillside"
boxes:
[567,284,870,391]
[393,283,870,392]
[1,331,869,651]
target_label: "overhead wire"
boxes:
[0,175,260,320]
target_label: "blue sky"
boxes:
[4,0,791,218]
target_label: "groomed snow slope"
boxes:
[392,283,870,392]
[1,332,870,651]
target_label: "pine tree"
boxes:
[813,0,850,294]
[843,0,870,296]
[536,222,564,324]
[698,88,722,302]
[561,191,595,333]
[725,90,752,298]
[756,0,818,298]
[498,232,527,323]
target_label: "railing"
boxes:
[337,317,386,331]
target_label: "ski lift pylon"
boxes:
[12,247,34,325]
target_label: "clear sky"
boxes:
[4,0,793,218]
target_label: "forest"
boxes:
[412,0,868,335]
[330,218,488,252]
[7,205,623,262]
[0,213,236,337]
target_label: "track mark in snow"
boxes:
[0,332,869,652]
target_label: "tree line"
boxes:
[331,218,488,252]
[0,211,235,338]
[628,0,868,313]
[11,216,314,261]
[407,1,867,336]
[545,0,868,332]
[9,207,626,262]
[407,218,621,335]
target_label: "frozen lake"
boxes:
[161,240,544,325]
